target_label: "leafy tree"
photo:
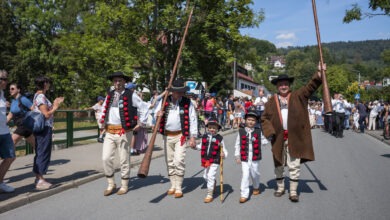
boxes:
[343,1,390,23]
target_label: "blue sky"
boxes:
[241,0,390,48]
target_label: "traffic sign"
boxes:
[354,93,360,100]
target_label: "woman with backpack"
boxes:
[6,83,35,150]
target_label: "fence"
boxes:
[15,110,99,156]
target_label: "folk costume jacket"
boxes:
[157,95,197,137]
[100,89,143,130]
[261,73,322,166]
[234,128,262,162]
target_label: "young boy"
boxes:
[234,108,267,203]
[194,116,228,203]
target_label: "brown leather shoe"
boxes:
[174,192,183,198]
[289,194,299,202]
[273,190,285,197]
[239,197,248,203]
[204,196,213,203]
[103,184,116,196]
[253,189,261,195]
[167,188,175,195]
[116,187,128,195]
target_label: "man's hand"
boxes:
[188,137,196,148]
[317,62,327,78]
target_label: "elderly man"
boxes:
[261,63,325,202]
[155,78,197,198]
[0,70,15,193]
[99,72,148,196]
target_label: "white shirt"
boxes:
[254,96,268,111]
[0,90,10,134]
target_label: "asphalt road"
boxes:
[1,129,390,220]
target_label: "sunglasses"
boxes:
[0,78,8,81]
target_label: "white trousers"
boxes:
[164,134,187,177]
[240,160,260,198]
[275,140,300,180]
[368,115,376,130]
[203,164,219,191]
[102,131,133,179]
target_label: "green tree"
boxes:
[343,1,390,23]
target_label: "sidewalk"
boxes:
[0,129,236,213]
[364,129,390,145]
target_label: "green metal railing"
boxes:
[15,110,99,156]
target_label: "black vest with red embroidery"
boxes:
[100,89,138,130]
[239,128,262,162]
[200,134,223,166]
[159,96,191,137]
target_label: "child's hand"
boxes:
[235,157,241,164]
[220,151,225,158]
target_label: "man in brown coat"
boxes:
[261,64,325,202]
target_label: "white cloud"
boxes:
[276,32,296,40]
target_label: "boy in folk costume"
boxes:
[194,116,228,203]
[234,108,267,203]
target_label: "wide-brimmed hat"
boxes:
[245,109,259,119]
[168,78,189,92]
[271,74,294,85]
[107,72,131,81]
[206,116,221,130]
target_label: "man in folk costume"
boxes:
[100,72,148,196]
[261,63,325,202]
[155,78,197,198]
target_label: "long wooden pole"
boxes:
[220,144,224,203]
[311,0,332,114]
[138,4,194,178]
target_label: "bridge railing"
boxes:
[15,109,99,156]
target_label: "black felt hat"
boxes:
[206,116,222,130]
[245,109,259,119]
[107,72,131,81]
[168,78,189,92]
[271,74,295,85]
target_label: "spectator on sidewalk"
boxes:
[368,100,380,130]
[0,70,16,193]
[33,76,64,190]
[355,99,367,133]
[6,82,36,150]
[87,96,105,143]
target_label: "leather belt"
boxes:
[165,130,182,136]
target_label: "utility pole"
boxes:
[233,54,237,91]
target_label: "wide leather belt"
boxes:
[165,130,182,136]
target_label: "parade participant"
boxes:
[254,87,268,119]
[332,94,349,138]
[6,83,35,149]
[261,63,325,202]
[234,108,266,203]
[87,96,105,143]
[100,72,148,196]
[155,78,197,198]
[0,70,16,193]
[33,76,64,190]
[194,116,227,203]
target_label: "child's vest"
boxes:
[200,134,223,167]
[100,89,138,130]
[239,128,262,162]
[159,95,191,137]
